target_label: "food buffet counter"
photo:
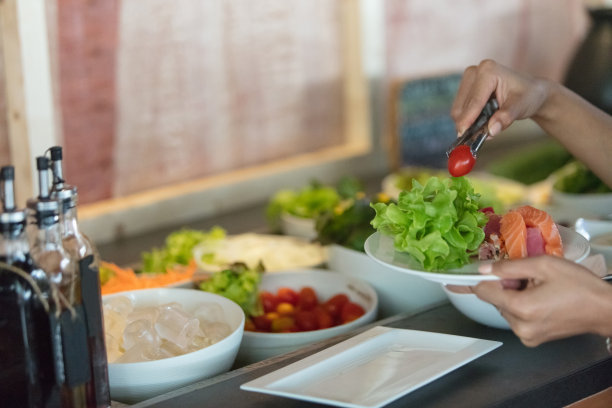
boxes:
[99,168,612,408]
[114,303,612,408]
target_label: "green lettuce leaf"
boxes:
[141,226,226,273]
[198,262,263,316]
[371,177,487,271]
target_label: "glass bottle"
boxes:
[0,165,59,407]
[49,146,99,267]
[28,157,80,304]
[49,146,110,408]
[28,157,89,408]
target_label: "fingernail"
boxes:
[488,121,502,136]
[479,263,492,274]
[457,130,464,138]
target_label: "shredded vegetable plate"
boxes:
[193,233,327,272]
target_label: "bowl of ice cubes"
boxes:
[103,288,245,404]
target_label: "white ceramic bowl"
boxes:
[280,212,317,240]
[236,269,377,365]
[575,218,612,267]
[326,244,446,318]
[442,286,510,330]
[103,288,245,404]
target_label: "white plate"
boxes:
[241,326,501,408]
[575,218,612,267]
[363,226,590,286]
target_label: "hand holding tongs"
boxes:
[446,97,499,159]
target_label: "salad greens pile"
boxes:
[392,168,518,214]
[553,160,611,194]
[198,262,263,316]
[315,193,392,252]
[371,176,488,272]
[141,226,226,273]
[266,177,364,229]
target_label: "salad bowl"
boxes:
[364,226,590,287]
[326,244,446,318]
[236,269,378,365]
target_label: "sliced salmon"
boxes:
[515,205,564,257]
[500,211,528,259]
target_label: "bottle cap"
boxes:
[49,146,63,161]
[0,165,26,226]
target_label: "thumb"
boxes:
[479,258,550,282]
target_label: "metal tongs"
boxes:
[446,97,499,158]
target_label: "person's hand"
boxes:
[451,59,551,137]
[473,256,612,347]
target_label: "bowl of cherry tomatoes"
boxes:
[236,269,378,364]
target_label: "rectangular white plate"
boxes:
[241,326,502,408]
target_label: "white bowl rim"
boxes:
[575,218,612,252]
[104,288,245,367]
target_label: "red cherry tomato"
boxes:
[271,316,295,332]
[448,145,476,177]
[259,291,278,314]
[324,293,349,320]
[297,286,318,311]
[277,287,299,306]
[340,302,365,324]
[252,315,272,331]
[314,306,334,329]
[295,310,318,331]
[244,318,256,332]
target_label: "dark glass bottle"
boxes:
[49,146,110,408]
[0,166,59,407]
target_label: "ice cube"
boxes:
[193,302,225,324]
[115,341,158,363]
[159,302,183,312]
[103,308,128,344]
[203,322,231,343]
[123,319,161,351]
[188,335,213,353]
[104,296,133,317]
[158,339,188,358]
[105,332,123,363]
[127,306,160,324]
[155,305,201,349]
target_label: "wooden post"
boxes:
[341,0,371,148]
[0,0,58,206]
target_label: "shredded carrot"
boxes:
[100,260,197,295]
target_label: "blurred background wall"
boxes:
[0,0,593,241]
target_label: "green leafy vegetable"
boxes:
[553,160,611,194]
[315,193,391,252]
[392,168,508,213]
[335,176,365,199]
[198,262,263,316]
[141,227,226,273]
[371,177,487,271]
[266,181,342,229]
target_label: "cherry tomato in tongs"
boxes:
[446,97,499,177]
